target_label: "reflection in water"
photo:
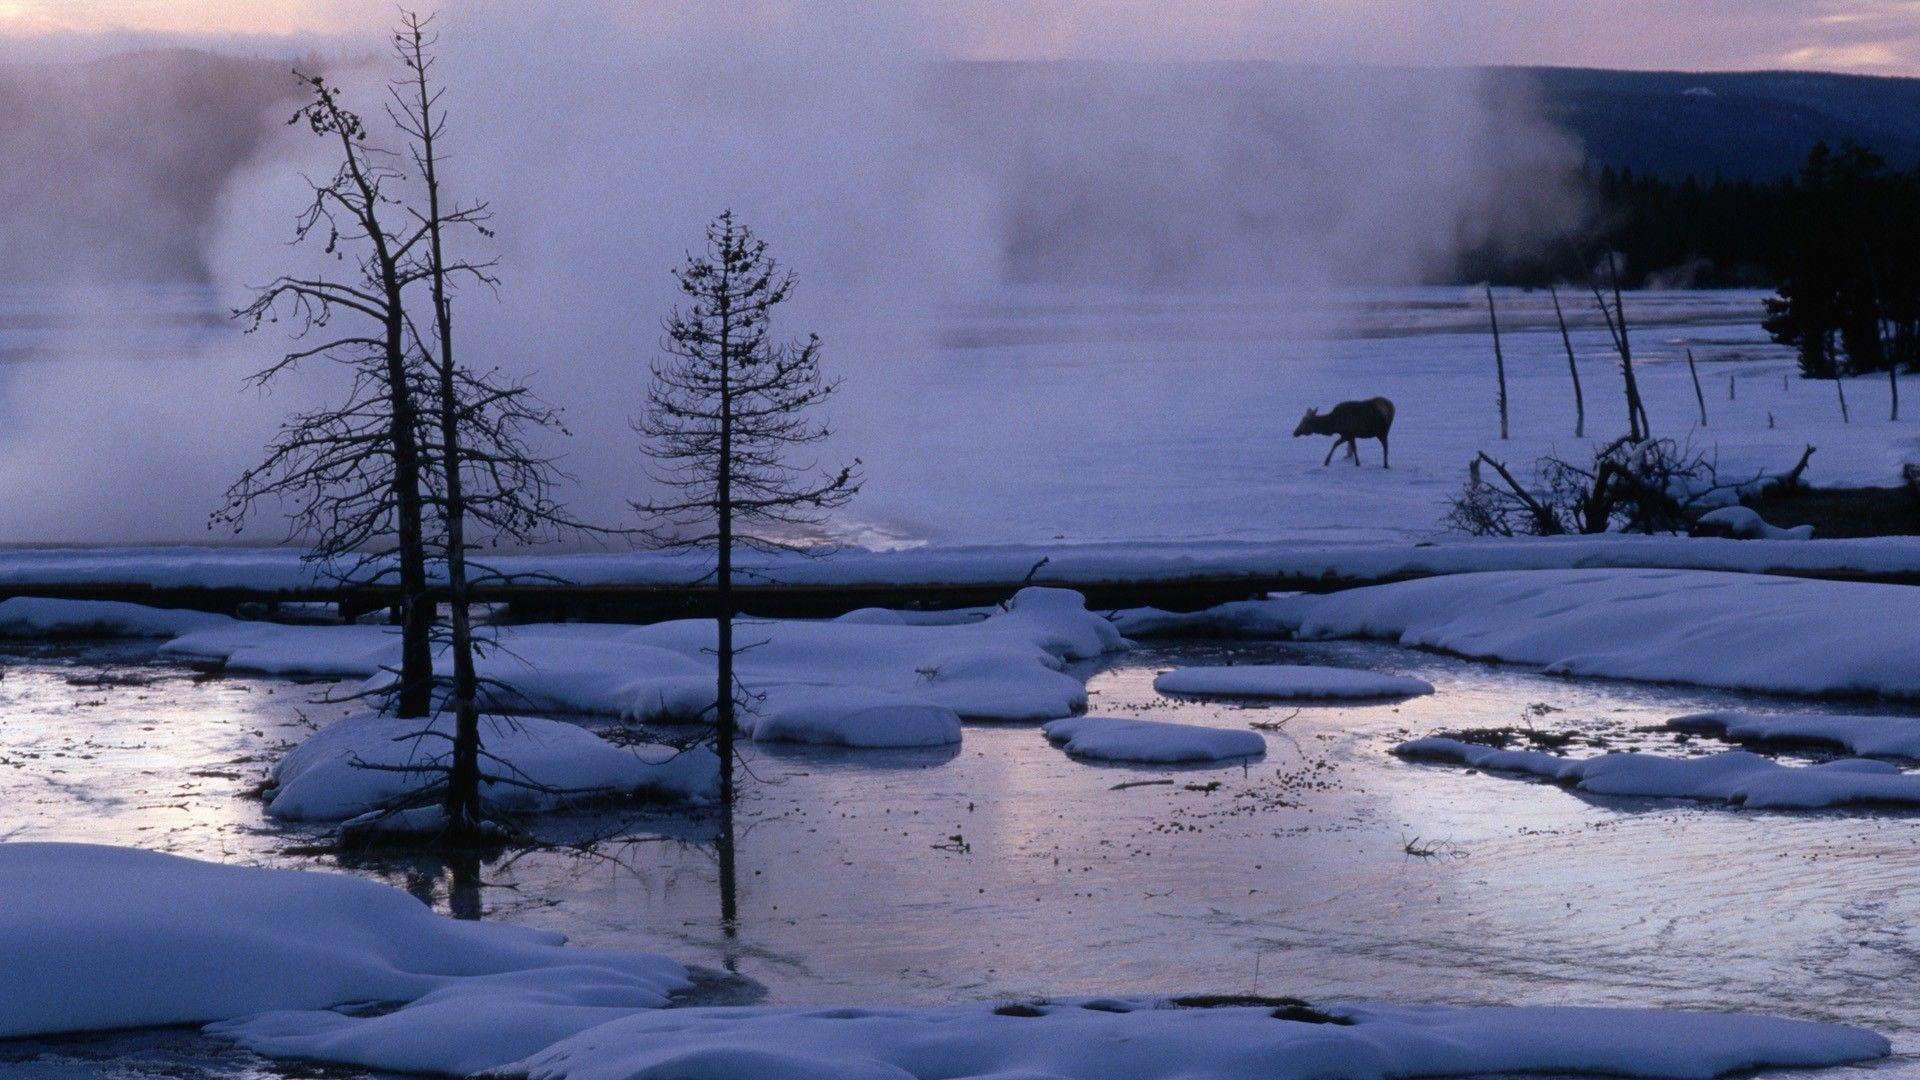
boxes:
[1,636,1919,1078]
[717,817,739,945]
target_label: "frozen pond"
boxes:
[1,636,1916,1077]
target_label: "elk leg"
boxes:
[1380,434,1390,469]
[1323,440,1339,467]
[1349,438,1361,465]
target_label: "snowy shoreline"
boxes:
[1,844,1893,1080]
[9,534,1920,596]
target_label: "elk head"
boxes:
[1292,408,1319,437]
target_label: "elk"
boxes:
[1294,397,1395,467]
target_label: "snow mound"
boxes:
[468,639,713,717]
[1397,737,1920,809]
[1692,506,1814,541]
[0,843,689,1040]
[1154,664,1432,700]
[1669,711,1920,760]
[0,596,235,638]
[833,606,992,626]
[267,712,718,821]
[500,999,1889,1080]
[162,621,401,677]
[746,685,963,747]
[1291,568,1920,698]
[1043,716,1265,763]
[1111,599,1306,639]
[995,586,1131,658]
[161,587,1124,725]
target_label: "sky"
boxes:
[0,0,1918,74]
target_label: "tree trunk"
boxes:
[1551,285,1584,438]
[420,96,482,838]
[384,283,433,720]
[1486,284,1508,440]
[1608,254,1650,440]
[1686,348,1707,427]
[715,283,737,833]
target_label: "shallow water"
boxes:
[1,637,1916,1077]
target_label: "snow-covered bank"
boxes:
[0,596,233,638]
[151,587,1124,726]
[266,713,719,822]
[1042,716,1267,763]
[1153,664,1432,700]
[16,533,1920,597]
[8,844,1886,1079]
[1289,568,1920,698]
[1670,711,1920,760]
[497,999,1889,1080]
[1397,738,1920,809]
[0,844,690,1040]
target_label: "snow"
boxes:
[1669,710,1920,759]
[0,843,690,1039]
[165,586,1122,727]
[1693,505,1814,541]
[213,968,691,1077]
[1397,737,1920,809]
[12,846,1881,1080]
[162,621,403,677]
[1,286,1910,549]
[745,686,963,747]
[0,596,234,638]
[23,533,1920,597]
[1153,664,1432,700]
[266,712,719,822]
[500,998,1890,1080]
[1042,716,1266,763]
[1111,600,1303,639]
[1288,568,1920,698]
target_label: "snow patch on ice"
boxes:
[1043,716,1265,763]
[1397,737,1920,809]
[1669,710,1920,760]
[267,712,718,822]
[498,998,1890,1080]
[745,685,963,747]
[1154,664,1432,700]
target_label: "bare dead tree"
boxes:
[391,11,579,840]
[225,14,581,843]
[216,68,436,719]
[1550,284,1584,438]
[1485,283,1509,439]
[1590,252,1650,441]
[632,212,862,828]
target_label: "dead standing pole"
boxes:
[1590,253,1649,441]
[1485,283,1509,440]
[1550,284,1585,438]
[1686,348,1708,427]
